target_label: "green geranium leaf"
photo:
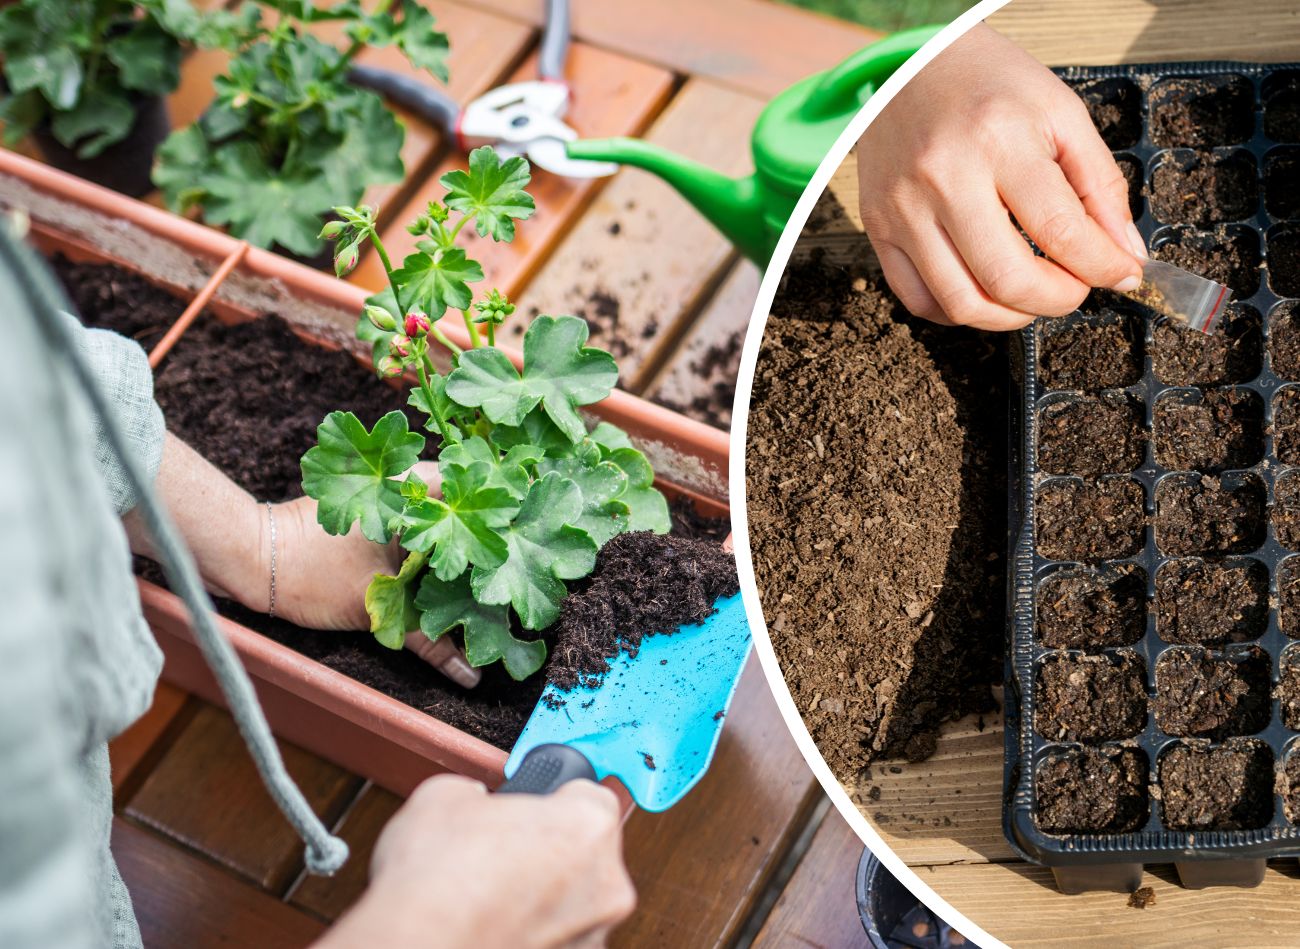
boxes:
[391,246,483,318]
[446,315,617,443]
[415,571,545,680]
[607,447,671,534]
[390,4,449,83]
[318,92,404,200]
[153,125,211,213]
[538,454,630,547]
[489,406,572,455]
[301,410,425,543]
[0,90,45,146]
[106,22,181,94]
[365,550,428,649]
[8,41,82,110]
[395,461,518,580]
[470,472,597,630]
[441,146,535,242]
[201,141,337,255]
[440,434,541,501]
[590,421,635,454]
[49,88,135,158]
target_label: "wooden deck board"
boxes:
[109,681,192,794]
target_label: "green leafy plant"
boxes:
[0,0,255,158]
[301,147,671,680]
[153,0,449,257]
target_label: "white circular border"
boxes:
[728,3,1016,946]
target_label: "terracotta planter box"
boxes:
[0,149,731,797]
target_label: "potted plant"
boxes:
[0,0,255,197]
[153,0,448,263]
[0,145,731,796]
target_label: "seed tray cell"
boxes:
[1007,61,1300,895]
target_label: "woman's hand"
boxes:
[855,23,1147,331]
[125,434,479,688]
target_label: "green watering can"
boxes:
[567,26,942,263]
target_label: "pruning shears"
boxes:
[348,0,617,179]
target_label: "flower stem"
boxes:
[416,352,458,447]
[462,310,482,347]
[487,322,495,347]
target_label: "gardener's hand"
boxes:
[125,434,479,688]
[317,775,636,948]
[855,23,1147,331]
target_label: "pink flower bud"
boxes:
[377,355,403,378]
[389,334,412,358]
[334,246,359,278]
[404,312,431,337]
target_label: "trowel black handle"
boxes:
[498,744,596,795]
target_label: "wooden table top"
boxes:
[92,0,884,945]
[803,2,1300,945]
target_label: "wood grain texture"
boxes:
[125,703,365,893]
[286,782,403,922]
[611,658,823,948]
[644,259,760,430]
[752,809,869,948]
[109,681,192,793]
[509,78,765,392]
[369,42,675,295]
[919,860,1300,948]
[987,0,1300,66]
[455,0,881,98]
[114,819,324,949]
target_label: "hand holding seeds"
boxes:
[855,23,1147,331]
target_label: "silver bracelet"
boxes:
[266,501,278,619]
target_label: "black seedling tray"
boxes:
[1005,61,1300,894]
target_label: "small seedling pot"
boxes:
[0,149,730,800]
[856,850,974,949]
[32,94,171,199]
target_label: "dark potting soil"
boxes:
[1119,156,1144,221]
[1151,302,1261,386]
[1037,312,1141,391]
[1265,151,1300,220]
[1155,558,1268,646]
[1280,558,1300,638]
[1269,302,1300,381]
[1149,75,1254,149]
[1272,471,1300,550]
[1274,652,1300,730]
[1152,647,1270,739]
[1036,478,1145,562]
[1151,227,1261,300]
[1037,565,1146,649]
[53,254,183,351]
[746,255,1004,777]
[1265,74,1300,142]
[1268,229,1300,298]
[1036,746,1147,835]
[1275,387,1300,465]
[1072,78,1142,150]
[653,328,744,430]
[1035,653,1147,743]
[1128,887,1157,909]
[1037,397,1144,477]
[1154,474,1266,557]
[1149,153,1258,227]
[1157,739,1273,831]
[1285,752,1300,823]
[1152,388,1263,473]
[545,531,739,692]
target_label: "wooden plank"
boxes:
[644,259,760,430]
[114,819,325,949]
[368,42,675,295]
[509,78,764,392]
[918,860,1300,948]
[611,657,823,948]
[287,783,403,922]
[855,707,1013,867]
[109,681,192,794]
[456,0,881,99]
[987,0,1300,66]
[125,703,365,893]
[751,809,868,948]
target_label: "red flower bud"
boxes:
[376,355,403,378]
[389,334,412,358]
[404,312,431,337]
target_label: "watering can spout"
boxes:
[567,138,767,263]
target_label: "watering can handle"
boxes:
[498,743,597,795]
[802,25,944,121]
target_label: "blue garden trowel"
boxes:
[499,594,751,811]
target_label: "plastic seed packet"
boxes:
[1126,258,1232,335]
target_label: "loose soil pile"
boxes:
[746,255,1004,777]
[53,255,179,351]
[1150,152,1257,227]
[60,259,734,750]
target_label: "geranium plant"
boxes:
[301,146,671,680]
[0,0,254,157]
[154,0,449,258]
